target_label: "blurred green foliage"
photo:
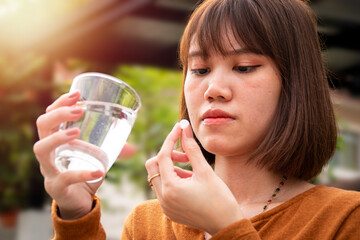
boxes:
[0,54,47,213]
[106,65,183,197]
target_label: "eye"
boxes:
[233,65,261,73]
[191,68,210,75]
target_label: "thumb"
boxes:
[180,119,212,172]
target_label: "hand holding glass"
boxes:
[55,73,141,180]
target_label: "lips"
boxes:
[201,109,235,125]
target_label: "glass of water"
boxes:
[54,72,141,178]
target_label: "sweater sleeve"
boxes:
[51,197,106,240]
[210,219,261,240]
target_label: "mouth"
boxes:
[201,109,235,125]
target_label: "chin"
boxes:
[199,136,257,158]
[201,138,234,156]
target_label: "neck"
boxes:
[214,155,286,205]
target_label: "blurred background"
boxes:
[0,0,359,239]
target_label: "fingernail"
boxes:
[71,107,83,115]
[66,128,79,136]
[91,170,103,178]
[180,120,193,139]
[180,119,189,129]
[68,91,79,99]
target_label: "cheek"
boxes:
[184,78,198,114]
[184,79,203,137]
[183,78,191,101]
[249,87,281,132]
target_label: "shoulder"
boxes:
[309,186,360,238]
[255,186,360,238]
[132,199,163,217]
[136,198,161,209]
[124,199,170,228]
[122,199,177,239]
[308,185,360,205]
[298,185,360,220]
[265,185,360,223]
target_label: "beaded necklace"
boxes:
[262,175,288,212]
[204,175,288,240]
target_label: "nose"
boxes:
[204,74,232,102]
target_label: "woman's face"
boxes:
[184,35,282,159]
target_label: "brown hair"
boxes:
[179,0,337,180]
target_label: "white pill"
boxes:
[180,119,189,129]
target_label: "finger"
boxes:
[46,91,81,113]
[34,128,80,175]
[174,166,193,178]
[145,157,161,185]
[171,151,189,163]
[55,170,104,189]
[157,123,182,181]
[117,143,136,159]
[145,157,162,195]
[37,106,84,139]
[180,120,212,172]
[145,157,160,176]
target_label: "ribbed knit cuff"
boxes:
[51,197,105,240]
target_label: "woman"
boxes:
[34,0,360,239]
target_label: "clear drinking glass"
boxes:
[54,73,141,178]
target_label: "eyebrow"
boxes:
[188,48,257,59]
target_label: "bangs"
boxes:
[183,0,274,62]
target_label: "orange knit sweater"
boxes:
[52,185,360,239]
